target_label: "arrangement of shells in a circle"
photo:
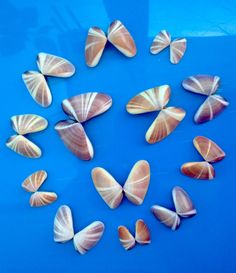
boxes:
[6,19,229,254]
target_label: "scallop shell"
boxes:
[193,136,225,163]
[181,161,215,180]
[22,170,47,192]
[92,167,123,209]
[123,160,150,205]
[150,30,171,54]
[85,27,107,67]
[135,219,151,244]
[172,186,197,218]
[55,120,94,161]
[170,38,187,64]
[22,71,52,108]
[37,52,75,77]
[73,221,105,254]
[30,191,57,207]
[145,107,186,144]
[118,226,135,250]
[126,85,171,114]
[6,135,41,158]
[62,92,112,123]
[107,20,137,57]
[54,205,74,243]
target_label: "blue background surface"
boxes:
[1,1,236,272]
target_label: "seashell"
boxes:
[150,30,171,54]
[11,114,48,135]
[182,75,220,96]
[151,205,180,231]
[145,107,186,144]
[135,219,151,244]
[170,38,187,64]
[62,92,112,123]
[29,191,57,207]
[172,186,197,218]
[92,167,123,209]
[22,71,52,107]
[126,85,171,114]
[73,221,105,254]
[37,52,75,77]
[6,135,41,158]
[22,170,47,192]
[123,160,150,205]
[54,205,74,243]
[85,27,107,67]
[181,161,215,180]
[118,226,135,250]
[55,120,94,161]
[107,20,137,57]
[194,95,229,124]
[193,136,225,163]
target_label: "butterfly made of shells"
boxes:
[182,75,229,123]
[181,136,225,180]
[92,160,150,209]
[54,205,105,254]
[151,186,197,231]
[150,30,187,64]
[22,170,57,207]
[22,53,75,107]
[85,20,137,67]
[126,85,186,143]
[6,114,48,158]
[118,219,151,250]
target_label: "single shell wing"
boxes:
[55,121,94,161]
[150,30,171,54]
[73,221,105,254]
[172,186,197,218]
[37,52,75,77]
[54,205,74,243]
[118,226,135,250]
[22,71,52,107]
[135,219,151,244]
[85,27,107,67]
[62,92,112,123]
[181,161,215,180]
[123,160,150,205]
[22,170,47,192]
[126,85,170,114]
[30,191,57,207]
[170,38,187,64]
[92,167,123,209]
[107,20,137,57]
[146,107,186,144]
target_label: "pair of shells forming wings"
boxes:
[118,219,150,250]
[182,75,229,123]
[54,205,104,254]
[22,53,75,107]
[126,85,186,143]
[55,92,112,161]
[22,170,57,207]
[150,30,187,64]
[6,114,48,158]
[92,160,150,209]
[151,186,196,230]
[181,136,225,180]
[85,20,137,67]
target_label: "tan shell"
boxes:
[170,38,187,64]
[135,219,151,244]
[22,170,47,192]
[30,191,57,207]
[150,30,171,54]
[118,226,135,250]
[181,161,215,180]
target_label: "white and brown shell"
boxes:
[150,30,171,54]
[22,170,47,192]
[30,191,57,207]
[181,161,215,180]
[118,226,135,250]
[135,219,151,244]
[170,38,187,64]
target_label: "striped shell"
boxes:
[54,205,74,243]
[135,219,151,244]
[30,191,57,207]
[6,135,41,158]
[172,186,197,218]
[62,92,112,123]
[22,170,47,192]
[55,121,94,161]
[150,30,171,54]
[126,85,171,114]
[11,114,48,135]
[193,136,225,163]
[37,53,75,77]
[92,167,123,209]
[73,221,105,254]
[181,161,215,180]
[85,27,107,67]
[123,160,150,205]
[170,38,187,64]
[22,71,52,108]
[145,107,186,144]
[107,20,137,57]
[118,226,135,250]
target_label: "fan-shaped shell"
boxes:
[118,226,135,250]
[22,170,47,192]
[170,38,187,64]
[150,30,171,54]
[30,191,57,207]
[135,219,151,244]
[181,161,215,180]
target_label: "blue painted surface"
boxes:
[0,1,236,273]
